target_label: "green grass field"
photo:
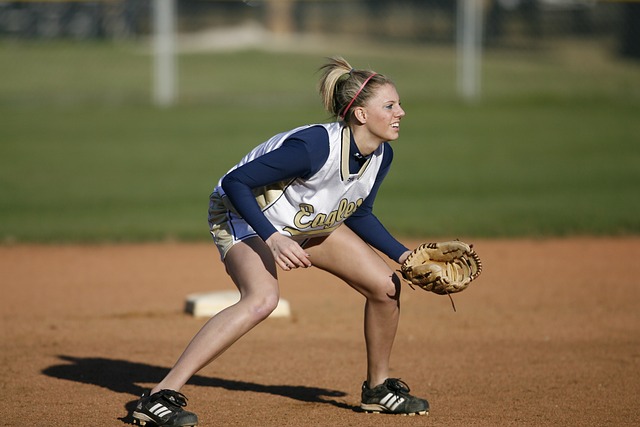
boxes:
[1,39,639,242]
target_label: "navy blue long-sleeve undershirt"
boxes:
[220,125,409,262]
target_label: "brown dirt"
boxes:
[1,238,639,426]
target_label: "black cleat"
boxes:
[132,389,198,426]
[360,378,429,416]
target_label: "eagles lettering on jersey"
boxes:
[283,197,364,236]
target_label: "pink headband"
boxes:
[340,72,378,119]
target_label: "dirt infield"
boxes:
[1,238,639,426]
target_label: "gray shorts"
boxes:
[208,190,258,260]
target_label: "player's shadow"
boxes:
[42,355,356,424]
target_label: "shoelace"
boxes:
[385,378,411,395]
[160,389,189,407]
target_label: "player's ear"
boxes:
[353,107,366,124]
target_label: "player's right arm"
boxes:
[220,126,329,269]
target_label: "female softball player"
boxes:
[132,57,429,426]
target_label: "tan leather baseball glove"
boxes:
[399,241,482,299]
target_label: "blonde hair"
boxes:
[318,57,394,122]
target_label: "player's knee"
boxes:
[369,273,401,303]
[243,292,279,322]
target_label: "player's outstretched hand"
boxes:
[265,233,312,271]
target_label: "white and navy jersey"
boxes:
[212,122,408,261]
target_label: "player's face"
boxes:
[362,83,405,142]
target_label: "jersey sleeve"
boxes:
[344,143,409,262]
[220,126,330,241]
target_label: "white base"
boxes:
[184,290,291,318]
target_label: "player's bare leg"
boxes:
[151,237,279,394]
[305,225,400,388]
[306,226,428,415]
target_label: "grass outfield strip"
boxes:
[0,42,639,242]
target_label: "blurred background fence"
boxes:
[1,0,639,52]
